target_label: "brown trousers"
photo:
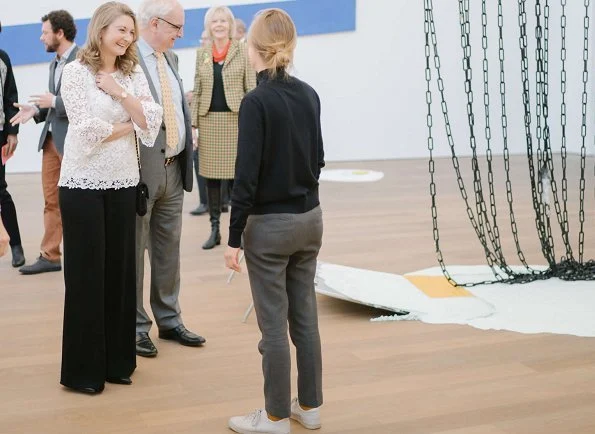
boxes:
[41,135,63,262]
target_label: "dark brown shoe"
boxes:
[136,332,158,357]
[159,325,206,347]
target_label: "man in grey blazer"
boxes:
[11,10,78,275]
[135,0,205,357]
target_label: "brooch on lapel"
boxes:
[203,52,210,64]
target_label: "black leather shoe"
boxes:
[190,203,208,215]
[106,376,132,385]
[159,325,206,347]
[19,255,61,275]
[64,384,105,394]
[136,332,158,357]
[11,245,25,268]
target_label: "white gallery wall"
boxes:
[2,0,594,173]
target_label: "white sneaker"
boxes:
[228,409,290,434]
[290,398,321,430]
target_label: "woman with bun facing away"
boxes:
[224,9,325,434]
[58,1,162,394]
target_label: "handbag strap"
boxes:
[134,131,143,181]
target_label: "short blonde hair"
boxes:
[248,8,296,79]
[204,6,235,39]
[78,1,139,75]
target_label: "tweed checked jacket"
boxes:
[191,40,256,126]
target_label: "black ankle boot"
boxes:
[203,184,222,250]
[11,245,25,268]
[202,226,221,249]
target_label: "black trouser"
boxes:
[0,131,22,247]
[192,149,207,205]
[59,186,136,389]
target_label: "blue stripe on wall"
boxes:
[0,0,356,66]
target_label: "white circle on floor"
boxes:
[319,169,384,183]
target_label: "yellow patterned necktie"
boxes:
[155,51,178,150]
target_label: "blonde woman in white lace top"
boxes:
[58,1,162,395]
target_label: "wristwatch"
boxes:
[119,90,128,101]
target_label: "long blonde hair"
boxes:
[248,8,296,79]
[77,1,139,75]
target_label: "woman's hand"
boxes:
[3,134,18,156]
[124,120,134,134]
[96,72,123,98]
[224,246,242,273]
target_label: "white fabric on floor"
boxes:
[316,262,595,337]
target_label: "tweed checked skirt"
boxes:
[197,111,239,179]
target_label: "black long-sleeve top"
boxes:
[208,62,231,112]
[228,70,325,248]
[0,49,19,135]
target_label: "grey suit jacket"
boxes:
[137,48,193,194]
[34,46,79,155]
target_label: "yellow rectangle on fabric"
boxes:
[404,275,473,298]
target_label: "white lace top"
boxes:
[58,60,163,190]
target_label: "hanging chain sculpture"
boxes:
[424,0,594,286]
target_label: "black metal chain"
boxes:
[424,0,504,286]
[424,0,457,286]
[536,0,574,263]
[537,0,559,258]
[558,0,573,260]
[497,0,537,273]
[459,0,508,280]
[424,0,595,285]
[481,0,514,275]
[577,0,590,263]
[519,0,556,266]
[496,2,533,272]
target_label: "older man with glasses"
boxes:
[134,0,206,358]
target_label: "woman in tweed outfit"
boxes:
[191,5,256,249]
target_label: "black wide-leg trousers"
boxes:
[59,186,137,390]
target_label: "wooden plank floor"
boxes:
[0,156,594,433]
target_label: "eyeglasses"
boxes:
[156,17,183,33]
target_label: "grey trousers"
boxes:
[136,160,184,333]
[244,206,324,418]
